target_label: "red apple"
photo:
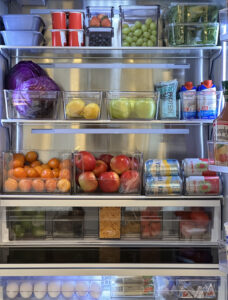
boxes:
[98,171,120,193]
[75,151,96,171]
[78,171,98,192]
[93,160,108,177]
[110,155,130,174]
[99,154,113,169]
[120,170,140,193]
[129,157,140,170]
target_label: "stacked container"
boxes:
[1,14,45,46]
[165,3,219,46]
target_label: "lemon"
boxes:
[65,98,85,118]
[82,103,100,119]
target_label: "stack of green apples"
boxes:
[109,97,157,119]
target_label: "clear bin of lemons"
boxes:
[107,92,159,120]
[64,92,102,120]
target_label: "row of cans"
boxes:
[144,158,216,177]
[144,176,222,196]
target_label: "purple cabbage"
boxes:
[13,76,60,118]
[6,61,47,90]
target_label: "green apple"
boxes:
[134,98,156,119]
[109,98,131,119]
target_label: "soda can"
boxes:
[182,158,217,176]
[52,12,66,29]
[69,12,84,29]
[51,30,67,46]
[144,176,182,195]
[185,176,222,195]
[68,29,84,46]
[144,159,180,177]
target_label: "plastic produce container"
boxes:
[99,207,121,239]
[119,5,160,47]
[1,31,44,46]
[74,151,143,194]
[4,90,61,120]
[220,8,228,42]
[86,6,114,46]
[208,141,228,168]
[166,4,218,24]
[141,208,162,240]
[3,150,72,194]
[121,209,141,239]
[167,22,219,46]
[176,278,217,298]
[2,15,45,31]
[63,91,102,120]
[106,91,159,120]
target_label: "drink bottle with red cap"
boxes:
[197,80,217,119]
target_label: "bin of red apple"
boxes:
[74,151,143,194]
[3,151,72,194]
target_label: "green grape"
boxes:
[150,35,156,43]
[150,22,156,30]
[122,23,129,29]
[134,21,142,28]
[152,30,157,36]
[143,31,150,39]
[122,34,127,40]
[122,41,129,47]
[128,31,133,37]
[126,36,133,43]
[141,24,147,32]
[132,36,137,42]
[122,27,130,35]
[147,40,153,47]
[131,42,136,46]
[143,37,147,42]
[145,18,152,26]
[134,29,142,37]
[142,42,147,46]
[131,25,137,32]
[136,38,143,46]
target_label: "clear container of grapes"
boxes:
[119,5,160,47]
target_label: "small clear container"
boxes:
[4,90,60,120]
[220,8,228,42]
[119,5,160,47]
[63,91,102,120]
[197,91,224,119]
[106,91,159,120]
[121,209,141,239]
[74,151,143,195]
[166,4,218,24]
[86,6,114,27]
[167,22,219,46]
[208,141,228,171]
[99,207,121,239]
[1,31,45,46]
[3,150,72,194]
[85,27,113,46]
[179,218,211,241]
[140,208,162,240]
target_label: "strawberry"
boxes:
[89,16,100,27]
[101,17,111,27]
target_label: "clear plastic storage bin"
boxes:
[208,141,228,173]
[63,91,102,120]
[119,5,160,47]
[167,22,219,46]
[4,90,60,119]
[106,91,159,120]
[3,150,72,194]
[74,151,143,194]
[1,31,45,46]
[2,15,45,31]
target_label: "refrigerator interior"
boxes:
[0,0,228,299]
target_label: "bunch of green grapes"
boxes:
[122,18,157,47]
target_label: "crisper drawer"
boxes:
[0,275,225,300]
[0,205,220,244]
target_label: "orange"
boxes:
[13,153,25,164]
[52,168,60,178]
[59,168,71,180]
[30,160,41,168]
[41,164,50,170]
[34,165,42,176]
[48,158,60,169]
[32,179,44,192]
[25,151,38,163]
[41,168,53,179]
[27,168,39,178]
[19,179,32,192]
[57,179,71,193]
[45,179,57,193]
[13,167,27,178]
[59,159,71,169]
[4,178,18,192]
[12,159,24,169]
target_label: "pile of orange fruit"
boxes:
[4,151,71,193]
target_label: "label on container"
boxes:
[183,158,216,176]
[197,91,217,119]
[185,176,221,195]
